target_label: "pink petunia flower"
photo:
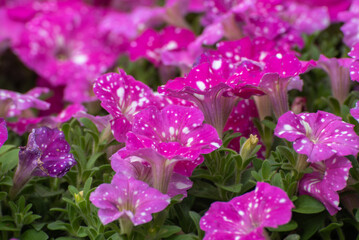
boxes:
[159,61,262,137]
[317,55,352,104]
[128,105,222,162]
[93,70,155,142]
[0,118,7,148]
[350,101,359,122]
[89,174,170,225]
[111,148,193,197]
[0,87,50,118]
[275,111,359,162]
[200,182,294,240]
[7,103,85,135]
[129,26,196,67]
[299,155,352,215]
[11,1,121,103]
[348,43,359,81]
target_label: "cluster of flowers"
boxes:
[2,0,359,239]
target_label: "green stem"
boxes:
[329,216,345,240]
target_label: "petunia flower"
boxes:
[11,1,121,103]
[299,155,352,215]
[348,42,359,81]
[7,103,85,135]
[0,87,50,118]
[317,55,352,104]
[200,182,294,240]
[350,101,359,122]
[10,127,76,197]
[89,174,170,226]
[129,26,196,67]
[0,118,7,148]
[111,148,193,197]
[93,70,155,142]
[159,61,262,137]
[128,104,222,162]
[275,111,359,162]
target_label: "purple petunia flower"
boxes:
[0,87,50,118]
[275,111,359,162]
[299,155,352,215]
[200,182,294,240]
[11,127,76,197]
[93,70,155,142]
[90,174,170,225]
[350,101,359,122]
[0,118,7,148]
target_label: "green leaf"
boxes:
[319,222,343,239]
[268,220,298,232]
[276,146,296,166]
[80,118,99,136]
[86,152,104,169]
[261,160,271,180]
[189,211,204,239]
[215,183,242,193]
[0,191,7,200]
[262,119,276,130]
[0,221,18,231]
[21,229,48,240]
[48,221,70,231]
[293,195,325,214]
[156,225,182,238]
[166,234,198,240]
[284,234,300,240]
[0,146,19,174]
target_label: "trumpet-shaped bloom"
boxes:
[90,174,170,225]
[93,71,154,142]
[0,118,7,148]
[129,105,222,162]
[200,182,294,240]
[11,127,76,197]
[0,87,50,117]
[111,148,193,197]
[275,111,359,162]
[299,155,352,215]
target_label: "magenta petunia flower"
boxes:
[129,26,196,67]
[299,155,352,215]
[89,174,170,225]
[348,43,359,81]
[317,55,352,104]
[350,101,359,122]
[129,105,222,161]
[159,61,262,137]
[7,103,85,135]
[338,1,359,47]
[111,148,193,197]
[258,53,315,118]
[0,87,50,117]
[275,111,359,162]
[200,182,294,240]
[11,127,76,197]
[0,118,7,148]
[11,1,120,102]
[93,70,155,142]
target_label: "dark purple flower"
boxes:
[11,127,76,197]
[90,174,170,225]
[200,182,294,240]
[275,111,359,162]
[299,155,352,215]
